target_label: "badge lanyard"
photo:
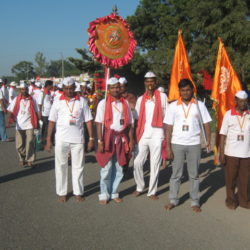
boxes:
[112,102,124,125]
[65,99,76,118]
[181,102,192,123]
[236,115,246,133]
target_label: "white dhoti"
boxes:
[55,140,85,196]
[133,137,163,196]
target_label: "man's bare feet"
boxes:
[148,195,159,200]
[112,198,123,203]
[75,195,85,202]
[27,162,33,168]
[192,205,202,213]
[164,203,176,210]
[19,161,25,167]
[58,195,67,202]
[99,200,108,205]
[226,203,237,210]
[133,191,142,197]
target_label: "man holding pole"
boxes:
[95,77,134,205]
[164,79,211,212]
[219,90,250,210]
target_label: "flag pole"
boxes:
[102,66,110,134]
[195,96,210,153]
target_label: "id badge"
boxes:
[120,119,124,125]
[182,125,189,131]
[237,135,244,141]
[69,119,76,126]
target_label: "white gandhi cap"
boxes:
[20,82,28,88]
[144,71,156,78]
[80,82,87,86]
[107,77,119,85]
[119,77,127,85]
[63,77,75,86]
[235,90,248,100]
[10,81,16,87]
[35,81,42,88]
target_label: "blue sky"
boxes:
[0,0,140,76]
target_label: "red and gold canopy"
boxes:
[88,13,136,68]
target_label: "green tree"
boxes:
[11,61,35,81]
[127,0,250,87]
[68,48,102,74]
[34,52,47,76]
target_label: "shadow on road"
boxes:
[0,160,54,184]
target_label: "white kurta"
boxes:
[48,96,93,196]
[134,92,168,196]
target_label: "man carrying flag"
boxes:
[164,31,211,212]
[164,79,212,212]
[219,90,250,210]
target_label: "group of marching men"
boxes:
[0,72,249,211]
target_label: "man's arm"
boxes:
[44,121,55,152]
[166,124,174,159]
[96,122,103,153]
[0,98,6,112]
[219,134,226,164]
[85,120,94,151]
[128,125,134,153]
[204,122,211,151]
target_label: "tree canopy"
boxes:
[127,0,250,86]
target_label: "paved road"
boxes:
[1,127,250,250]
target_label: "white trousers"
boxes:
[55,140,84,196]
[133,137,163,196]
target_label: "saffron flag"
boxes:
[168,30,196,101]
[211,38,242,164]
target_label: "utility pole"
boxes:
[61,52,64,78]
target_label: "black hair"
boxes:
[45,80,53,88]
[178,78,194,89]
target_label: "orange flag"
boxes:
[211,38,242,164]
[168,30,196,101]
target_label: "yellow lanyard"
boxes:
[112,102,123,114]
[65,99,76,116]
[181,102,192,120]
[236,115,246,133]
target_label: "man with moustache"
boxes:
[45,77,94,202]
[220,90,250,210]
[164,79,211,212]
[95,77,134,205]
[133,72,168,200]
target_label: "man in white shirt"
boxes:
[0,84,11,142]
[164,79,212,212]
[9,82,18,104]
[133,72,168,200]
[220,90,250,210]
[95,77,134,204]
[8,82,39,167]
[0,79,9,106]
[38,80,53,143]
[28,81,36,95]
[45,77,94,202]
[32,82,42,103]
